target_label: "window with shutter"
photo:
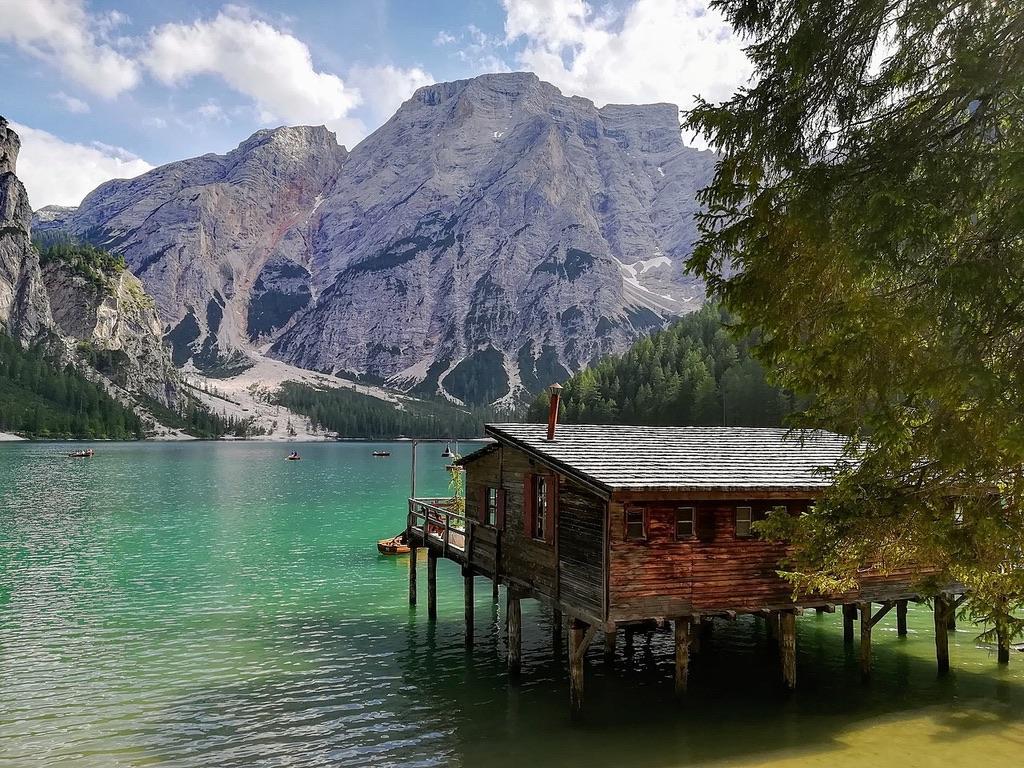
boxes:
[625,507,645,540]
[534,475,548,540]
[484,487,498,526]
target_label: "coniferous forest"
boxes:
[0,333,144,439]
[526,303,795,426]
[277,382,487,439]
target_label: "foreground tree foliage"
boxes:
[687,1,1024,645]
[526,303,794,426]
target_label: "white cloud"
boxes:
[503,0,751,113]
[10,121,153,209]
[53,91,90,114]
[0,0,140,98]
[347,64,434,127]
[143,6,362,140]
[434,30,456,46]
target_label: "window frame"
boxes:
[533,475,548,541]
[625,506,646,541]
[675,506,695,540]
[735,506,754,538]
[485,487,498,527]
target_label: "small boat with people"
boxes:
[67,448,95,458]
[372,450,391,457]
[377,531,411,555]
[285,451,301,461]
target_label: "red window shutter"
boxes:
[477,485,487,524]
[545,475,557,544]
[496,489,506,529]
[523,474,535,537]
[697,507,716,542]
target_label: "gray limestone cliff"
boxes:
[33,73,717,405]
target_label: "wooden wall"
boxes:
[464,446,606,621]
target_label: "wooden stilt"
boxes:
[897,600,908,637]
[946,603,957,631]
[507,591,522,677]
[408,542,417,607]
[552,608,564,659]
[463,569,474,648]
[674,617,691,698]
[700,617,714,648]
[427,550,437,621]
[859,602,872,681]
[569,619,595,719]
[604,629,616,662]
[843,604,855,645]
[766,610,779,643]
[690,621,702,654]
[998,623,1010,665]
[815,607,825,615]
[492,576,500,602]
[780,611,797,690]
[934,594,949,676]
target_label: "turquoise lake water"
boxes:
[1,441,1023,767]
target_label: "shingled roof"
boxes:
[479,424,853,493]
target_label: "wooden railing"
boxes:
[408,497,468,558]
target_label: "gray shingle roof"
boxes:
[483,423,852,493]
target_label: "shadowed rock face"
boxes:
[0,117,51,344]
[37,73,716,404]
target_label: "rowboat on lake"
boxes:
[372,450,391,457]
[377,532,411,555]
[68,449,94,458]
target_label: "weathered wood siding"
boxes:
[609,499,922,621]
[556,480,604,618]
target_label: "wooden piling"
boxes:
[463,569,474,648]
[780,611,797,690]
[492,576,500,602]
[674,617,691,698]
[859,602,872,680]
[427,550,437,621]
[896,600,908,637]
[507,591,522,677]
[843,604,855,645]
[569,619,595,719]
[408,542,417,607]
[934,594,949,676]
[604,629,616,662]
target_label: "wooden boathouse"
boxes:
[405,396,969,716]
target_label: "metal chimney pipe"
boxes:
[546,383,562,441]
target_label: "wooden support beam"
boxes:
[408,542,417,607]
[998,623,1010,665]
[780,611,797,690]
[492,576,500,602]
[869,601,895,629]
[934,594,950,676]
[859,602,872,681]
[463,569,474,648]
[604,629,617,663]
[897,600,908,637]
[569,619,597,719]
[552,608,563,656]
[843,604,856,645]
[507,591,522,677]
[427,550,438,621]
[674,618,691,698]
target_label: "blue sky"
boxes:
[0,1,749,208]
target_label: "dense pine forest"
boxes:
[0,333,144,439]
[277,382,485,439]
[526,304,794,426]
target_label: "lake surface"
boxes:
[1,441,1022,768]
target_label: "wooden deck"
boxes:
[407,497,468,563]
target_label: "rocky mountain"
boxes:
[0,116,183,413]
[1,117,52,345]
[35,73,717,405]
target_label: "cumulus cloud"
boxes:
[503,0,751,113]
[0,0,139,98]
[10,121,153,209]
[53,91,91,114]
[143,6,363,141]
[347,64,434,128]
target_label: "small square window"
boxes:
[676,507,695,538]
[736,506,753,537]
[485,487,498,526]
[625,508,645,540]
